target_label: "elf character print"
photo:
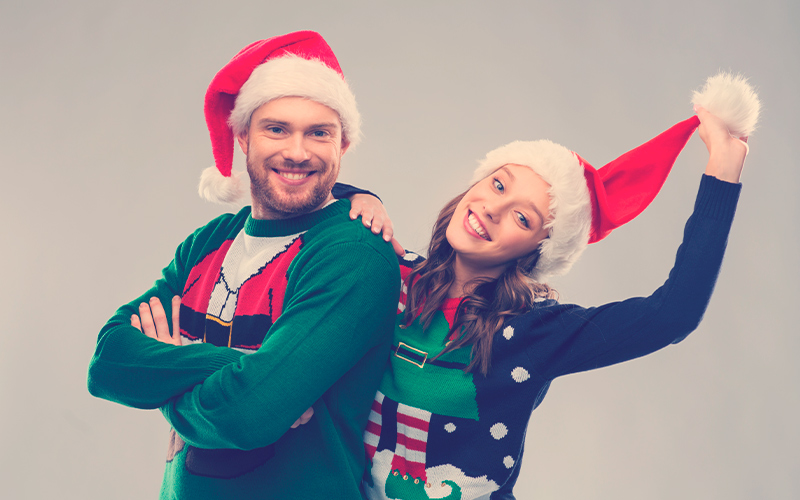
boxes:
[363,307,510,500]
[165,229,305,479]
[363,253,546,500]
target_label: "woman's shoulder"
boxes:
[397,250,425,277]
[504,297,587,328]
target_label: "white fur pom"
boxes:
[692,72,761,138]
[198,166,245,204]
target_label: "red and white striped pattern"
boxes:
[364,391,433,481]
[389,403,431,481]
[364,391,384,459]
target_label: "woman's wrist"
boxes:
[704,139,747,183]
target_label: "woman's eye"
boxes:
[516,212,529,228]
[493,179,504,192]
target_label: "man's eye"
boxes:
[311,130,328,137]
[516,212,529,228]
[268,127,284,134]
[493,178,504,192]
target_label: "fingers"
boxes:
[291,407,315,429]
[378,219,394,242]
[138,302,158,339]
[390,237,405,257]
[130,314,142,332]
[738,137,750,158]
[149,297,170,339]
[356,207,378,232]
[348,193,400,244]
[369,214,383,234]
[695,106,749,182]
[137,297,182,345]
[171,296,182,346]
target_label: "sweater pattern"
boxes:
[168,227,307,478]
[363,175,741,500]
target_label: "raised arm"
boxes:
[523,109,748,380]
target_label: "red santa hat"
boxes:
[471,73,760,282]
[199,31,361,203]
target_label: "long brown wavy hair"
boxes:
[403,188,557,376]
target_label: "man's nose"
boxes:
[281,133,311,163]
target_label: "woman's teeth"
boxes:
[468,213,489,240]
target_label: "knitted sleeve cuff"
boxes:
[331,182,381,202]
[694,174,742,224]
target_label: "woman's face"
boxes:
[446,164,551,279]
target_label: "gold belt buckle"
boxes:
[394,342,428,368]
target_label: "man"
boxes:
[87,31,400,499]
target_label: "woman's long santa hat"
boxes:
[199,30,361,203]
[471,73,761,282]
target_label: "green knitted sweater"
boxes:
[88,200,400,499]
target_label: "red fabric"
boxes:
[204,31,342,177]
[583,116,700,243]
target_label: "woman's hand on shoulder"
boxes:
[695,104,750,183]
[349,193,405,257]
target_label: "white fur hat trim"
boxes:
[228,55,361,147]
[199,166,245,204]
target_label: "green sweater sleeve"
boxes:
[87,216,245,409]
[160,228,400,450]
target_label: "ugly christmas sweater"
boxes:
[88,193,400,499]
[363,175,740,500]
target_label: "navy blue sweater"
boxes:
[363,175,740,500]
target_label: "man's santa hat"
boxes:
[199,31,360,203]
[471,73,760,282]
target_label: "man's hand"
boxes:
[131,296,182,346]
[349,193,405,257]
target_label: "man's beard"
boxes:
[247,156,336,218]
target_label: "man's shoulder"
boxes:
[189,206,251,241]
[297,204,400,275]
[305,203,393,253]
[174,207,252,264]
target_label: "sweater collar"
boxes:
[244,199,351,237]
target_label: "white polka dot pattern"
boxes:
[444,423,456,433]
[511,367,530,383]
[503,326,514,340]
[490,423,508,440]
[503,456,515,468]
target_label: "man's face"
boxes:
[237,96,349,219]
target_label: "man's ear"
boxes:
[236,132,249,156]
[340,136,350,157]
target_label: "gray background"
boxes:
[1,1,798,499]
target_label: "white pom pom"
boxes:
[198,166,245,204]
[692,72,761,138]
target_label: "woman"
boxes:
[358,76,757,500]
[136,75,757,499]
